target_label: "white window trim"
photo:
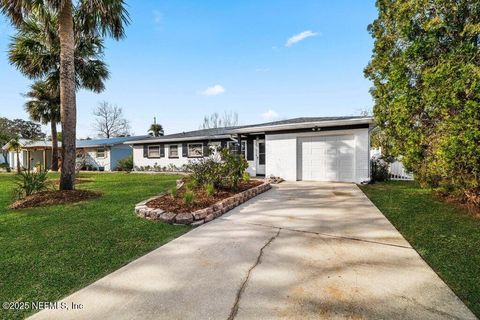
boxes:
[96,147,106,159]
[187,143,204,158]
[148,145,161,158]
[169,144,179,158]
[227,141,247,158]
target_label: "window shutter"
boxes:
[160,144,165,157]
[143,145,148,158]
[247,139,254,161]
[203,142,209,156]
[182,143,188,157]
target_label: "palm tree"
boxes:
[25,80,61,171]
[1,1,128,190]
[7,137,22,174]
[148,117,164,137]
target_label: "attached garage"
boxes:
[298,135,355,182]
[263,124,372,183]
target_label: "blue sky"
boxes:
[0,0,377,139]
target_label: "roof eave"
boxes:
[124,135,233,145]
[229,117,374,134]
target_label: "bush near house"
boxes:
[146,147,254,214]
[117,155,134,172]
[365,1,480,207]
[370,157,390,183]
[185,147,249,191]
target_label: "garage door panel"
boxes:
[298,135,355,182]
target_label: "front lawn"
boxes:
[0,172,191,320]
[360,181,480,317]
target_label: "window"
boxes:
[169,145,179,158]
[241,141,247,157]
[227,141,247,157]
[188,143,203,157]
[148,145,160,158]
[96,147,106,158]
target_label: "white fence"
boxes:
[371,148,414,181]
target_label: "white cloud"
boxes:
[261,109,280,120]
[199,84,226,96]
[285,30,318,47]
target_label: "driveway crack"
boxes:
[227,228,281,320]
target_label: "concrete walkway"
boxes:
[30,182,476,320]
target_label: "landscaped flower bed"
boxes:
[135,147,272,225]
[135,179,271,225]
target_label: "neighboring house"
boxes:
[126,116,374,183]
[1,136,146,171]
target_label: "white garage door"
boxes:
[298,135,355,182]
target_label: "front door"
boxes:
[256,140,266,175]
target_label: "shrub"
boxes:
[13,169,49,199]
[242,172,251,183]
[371,158,390,183]
[185,157,222,187]
[218,148,249,191]
[183,189,194,205]
[0,163,11,172]
[169,186,177,198]
[185,147,249,191]
[117,155,133,172]
[185,179,197,190]
[205,183,215,196]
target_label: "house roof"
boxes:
[125,116,374,144]
[2,136,148,151]
[76,136,149,148]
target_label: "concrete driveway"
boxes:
[30,182,476,320]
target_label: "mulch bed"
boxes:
[10,190,102,209]
[50,178,95,186]
[147,180,263,213]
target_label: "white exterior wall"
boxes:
[133,144,190,169]
[81,147,112,171]
[133,141,259,174]
[265,128,370,183]
[132,142,224,170]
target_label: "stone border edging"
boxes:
[135,181,271,226]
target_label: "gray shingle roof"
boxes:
[127,116,372,144]
[76,136,149,148]
[232,116,368,129]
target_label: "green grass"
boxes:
[360,181,480,317]
[0,172,191,319]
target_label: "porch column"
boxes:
[236,134,242,155]
[27,150,30,171]
[43,149,47,171]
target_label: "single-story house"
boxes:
[126,116,374,183]
[2,136,146,171]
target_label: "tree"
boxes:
[7,137,22,174]
[365,0,480,204]
[0,117,45,166]
[93,102,130,138]
[148,117,164,137]
[1,0,129,190]
[25,80,61,171]
[201,111,238,129]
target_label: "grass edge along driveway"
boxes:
[360,181,480,318]
[0,172,191,320]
